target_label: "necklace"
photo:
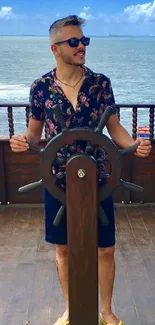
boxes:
[56,72,84,92]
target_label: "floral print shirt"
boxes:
[29,66,117,189]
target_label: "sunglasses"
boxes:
[54,36,90,47]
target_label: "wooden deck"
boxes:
[0,204,155,325]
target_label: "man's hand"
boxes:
[134,137,152,157]
[10,135,29,152]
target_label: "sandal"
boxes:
[57,318,69,325]
[56,315,125,325]
[100,313,125,325]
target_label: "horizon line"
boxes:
[1,34,155,37]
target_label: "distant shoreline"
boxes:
[0,35,155,38]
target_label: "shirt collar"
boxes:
[49,65,95,83]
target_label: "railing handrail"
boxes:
[0,103,30,107]
[0,103,155,108]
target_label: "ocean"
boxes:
[0,36,155,136]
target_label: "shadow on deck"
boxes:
[0,204,155,325]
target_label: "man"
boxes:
[10,15,151,325]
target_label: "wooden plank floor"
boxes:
[0,204,155,325]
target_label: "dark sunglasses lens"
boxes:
[81,37,90,46]
[68,37,90,47]
[68,38,79,47]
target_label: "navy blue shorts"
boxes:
[44,188,115,248]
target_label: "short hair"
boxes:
[49,15,85,45]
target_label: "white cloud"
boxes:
[0,6,13,19]
[96,2,155,24]
[124,0,155,22]
[0,7,48,22]
[79,7,93,20]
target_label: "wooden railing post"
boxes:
[132,106,137,139]
[25,106,30,127]
[149,107,154,140]
[0,141,7,204]
[7,106,14,138]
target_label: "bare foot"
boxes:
[53,310,69,325]
[100,311,123,325]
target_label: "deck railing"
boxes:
[0,103,155,204]
[0,103,154,139]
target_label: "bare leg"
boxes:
[54,245,69,324]
[54,244,121,325]
[99,246,120,325]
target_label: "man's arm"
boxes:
[99,76,134,147]
[106,114,134,148]
[10,118,44,152]
[10,79,45,152]
[99,76,151,157]
[24,118,44,145]
[24,78,46,144]
[106,114,152,157]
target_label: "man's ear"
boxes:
[51,44,60,57]
[51,44,55,52]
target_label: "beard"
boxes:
[59,48,85,66]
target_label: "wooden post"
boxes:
[66,154,98,325]
[0,141,7,204]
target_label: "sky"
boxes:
[0,0,155,36]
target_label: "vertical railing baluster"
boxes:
[149,106,154,140]
[25,106,30,128]
[132,106,137,139]
[7,106,14,138]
